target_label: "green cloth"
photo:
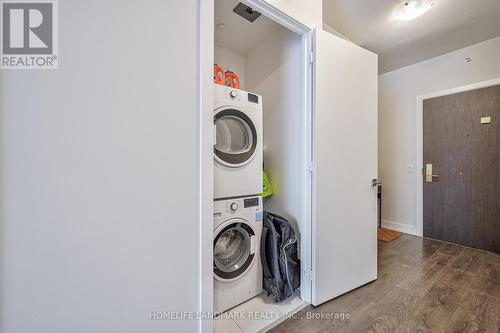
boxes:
[262,172,273,197]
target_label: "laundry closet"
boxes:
[212,0,306,330]
[208,0,378,332]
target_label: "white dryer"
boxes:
[213,196,263,313]
[213,84,263,199]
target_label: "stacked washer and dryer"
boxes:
[213,83,264,313]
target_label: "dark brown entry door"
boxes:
[423,85,500,253]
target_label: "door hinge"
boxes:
[307,162,314,173]
[304,270,313,282]
[309,52,314,64]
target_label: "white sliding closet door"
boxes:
[312,29,378,306]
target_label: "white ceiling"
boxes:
[323,0,500,73]
[214,0,282,55]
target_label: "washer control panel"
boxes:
[214,196,262,216]
[243,197,259,208]
[230,202,239,212]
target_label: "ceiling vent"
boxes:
[233,3,261,22]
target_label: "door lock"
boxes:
[425,164,439,182]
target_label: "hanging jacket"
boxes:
[261,212,300,302]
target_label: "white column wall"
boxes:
[0,1,200,332]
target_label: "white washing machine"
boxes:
[213,196,263,313]
[214,84,263,199]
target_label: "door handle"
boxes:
[372,179,382,187]
[425,164,440,183]
[213,123,217,147]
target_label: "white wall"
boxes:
[246,27,303,245]
[0,1,201,332]
[266,0,322,27]
[322,22,351,41]
[379,36,500,234]
[214,46,246,89]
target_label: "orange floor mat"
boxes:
[378,228,401,242]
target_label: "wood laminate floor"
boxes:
[270,234,500,333]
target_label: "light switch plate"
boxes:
[481,116,491,124]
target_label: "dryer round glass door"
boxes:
[214,108,257,167]
[213,220,255,281]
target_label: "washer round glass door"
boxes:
[213,219,255,281]
[214,108,257,167]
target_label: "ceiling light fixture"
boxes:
[394,0,434,21]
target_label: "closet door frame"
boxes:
[199,1,314,332]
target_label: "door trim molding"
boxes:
[415,78,500,237]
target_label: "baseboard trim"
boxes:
[381,220,419,236]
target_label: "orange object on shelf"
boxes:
[225,71,240,89]
[214,64,225,85]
